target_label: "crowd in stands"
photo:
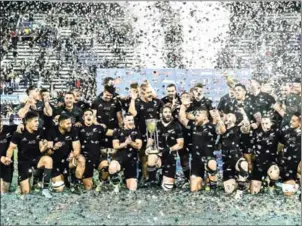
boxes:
[0,1,133,116]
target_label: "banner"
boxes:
[0,94,26,104]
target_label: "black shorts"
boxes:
[0,161,14,183]
[139,134,147,158]
[18,158,40,182]
[52,160,69,178]
[242,148,253,155]
[250,164,271,181]
[191,155,216,178]
[83,158,100,179]
[280,161,299,182]
[161,150,177,179]
[178,148,189,162]
[114,151,138,180]
[222,150,241,181]
[191,158,205,178]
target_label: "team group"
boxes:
[0,76,301,199]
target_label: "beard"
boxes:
[163,116,172,123]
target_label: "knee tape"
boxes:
[206,158,218,176]
[224,179,237,194]
[52,181,65,190]
[282,183,299,193]
[161,182,174,191]
[236,159,249,179]
[267,165,280,181]
[147,165,157,172]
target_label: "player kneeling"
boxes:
[47,115,86,194]
[279,113,301,197]
[4,112,53,198]
[217,112,250,199]
[109,114,142,192]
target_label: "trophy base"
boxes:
[146,147,160,155]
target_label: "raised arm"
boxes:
[179,104,189,128]
[18,100,32,119]
[128,92,138,117]
[43,96,53,116]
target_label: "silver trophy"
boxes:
[145,119,160,154]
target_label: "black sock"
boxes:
[43,168,52,189]
[209,180,217,189]
[70,169,81,185]
[64,173,71,188]
[137,160,142,181]
[147,165,157,182]
[238,181,245,191]
[33,168,43,186]
[182,164,190,180]
[269,181,276,187]
[110,172,121,185]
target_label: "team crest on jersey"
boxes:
[65,136,72,140]
[0,139,7,144]
[147,108,154,112]
[6,133,11,138]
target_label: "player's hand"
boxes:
[41,139,48,146]
[74,122,82,127]
[99,123,107,129]
[53,142,62,150]
[1,156,12,165]
[130,91,138,100]
[53,115,60,125]
[125,136,132,145]
[210,109,220,120]
[145,146,152,155]
[16,123,25,133]
[272,103,282,111]
[68,152,75,161]
[251,123,258,129]
[43,95,50,104]
[27,97,35,106]
[46,150,54,156]
[147,138,154,147]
